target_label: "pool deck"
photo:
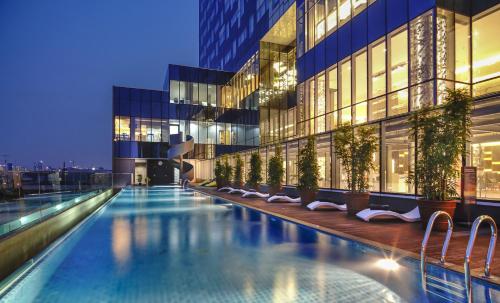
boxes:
[194,186,500,284]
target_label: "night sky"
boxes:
[0,0,198,169]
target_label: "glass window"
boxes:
[326,0,337,32]
[307,5,315,50]
[369,40,386,98]
[286,141,299,185]
[338,0,351,26]
[369,96,386,121]
[208,84,217,107]
[352,0,367,17]
[455,14,471,83]
[340,59,351,109]
[388,90,408,116]
[354,102,367,124]
[161,120,169,142]
[382,119,414,194]
[317,73,326,133]
[315,0,326,42]
[470,112,500,200]
[199,83,208,106]
[150,119,162,142]
[341,107,351,125]
[317,135,332,188]
[354,50,367,103]
[389,28,408,92]
[179,81,187,104]
[170,80,179,103]
[114,116,130,141]
[473,6,500,96]
[327,66,338,112]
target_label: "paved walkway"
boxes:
[194,186,500,284]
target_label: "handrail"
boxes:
[464,215,497,303]
[420,211,454,283]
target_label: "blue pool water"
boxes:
[1,187,498,302]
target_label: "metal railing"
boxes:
[464,215,497,303]
[420,211,454,283]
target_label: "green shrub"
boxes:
[234,154,244,186]
[333,124,378,192]
[408,88,472,200]
[223,157,233,183]
[297,136,319,192]
[268,144,284,189]
[214,160,224,188]
[247,152,262,189]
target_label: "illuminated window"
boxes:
[150,119,162,142]
[170,80,179,103]
[340,59,351,109]
[327,66,338,112]
[354,102,367,124]
[354,50,367,103]
[369,40,386,98]
[114,116,130,141]
[388,28,408,116]
[382,119,414,194]
[352,0,367,17]
[455,14,471,83]
[341,107,351,125]
[473,6,500,96]
[307,4,315,50]
[471,125,500,200]
[410,11,434,88]
[338,0,351,26]
[326,0,337,32]
[317,135,332,188]
[389,28,408,91]
[369,96,386,121]
[315,0,326,42]
[317,73,326,133]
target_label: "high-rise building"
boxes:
[113,0,500,204]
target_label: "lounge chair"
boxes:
[228,188,248,195]
[242,191,269,198]
[356,207,420,222]
[267,194,301,203]
[217,186,233,192]
[307,201,347,211]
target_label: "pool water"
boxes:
[1,187,498,302]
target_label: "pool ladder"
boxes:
[420,211,497,303]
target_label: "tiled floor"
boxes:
[195,187,500,283]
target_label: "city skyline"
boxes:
[0,0,198,169]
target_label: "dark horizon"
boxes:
[0,0,199,169]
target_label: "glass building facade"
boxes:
[114,0,500,201]
[203,0,500,202]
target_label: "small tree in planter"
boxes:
[297,136,320,206]
[408,88,472,231]
[223,157,233,186]
[333,124,378,215]
[247,152,262,190]
[268,144,284,195]
[234,154,244,188]
[214,160,225,189]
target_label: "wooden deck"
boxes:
[195,186,500,284]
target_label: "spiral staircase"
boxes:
[167,133,195,182]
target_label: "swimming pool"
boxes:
[0,187,498,302]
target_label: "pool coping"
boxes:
[0,189,118,296]
[192,186,500,286]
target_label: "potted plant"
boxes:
[233,154,244,188]
[223,157,233,187]
[268,144,284,196]
[214,160,225,189]
[247,152,262,191]
[297,136,320,206]
[333,124,378,216]
[408,88,472,231]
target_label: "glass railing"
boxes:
[0,172,132,237]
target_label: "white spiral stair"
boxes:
[167,133,195,182]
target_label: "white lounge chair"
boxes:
[228,188,248,195]
[356,207,420,222]
[217,187,233,192]
[267,195,301,203]
[307,201,347,211]
[242,191,270,198]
